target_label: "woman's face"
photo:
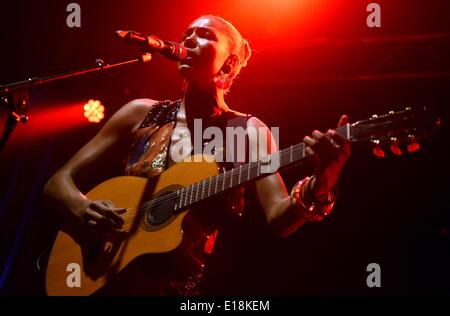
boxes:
[178,17,232,89]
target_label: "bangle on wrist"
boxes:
[290,176,336,222]
[305,175,337,206]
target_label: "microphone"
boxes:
[115,30,187,61]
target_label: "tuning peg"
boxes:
[407,135,420,153]
[389,137,402,156]
[371,139,385,158]
[371,114,378,119]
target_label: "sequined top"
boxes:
[125,100,181,177]
[125,99,252,181]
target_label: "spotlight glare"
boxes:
[83,99,105,123]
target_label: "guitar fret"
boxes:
[207,177,211,197]
[257,161,260,177]
[196,182,199,201]
[181,189,184,208]
[197,182,200,201]
[229,170,233,188]
[194,182,198,202]
[238,165,242,185]
[214,175,219,194]
[290,145,293,163]
[247,163,251,181]
[201,180,205,199]
[189,184,193,204]
[221,173,225,192]
[174,190,179,210]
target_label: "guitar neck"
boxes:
[173,123,351,210]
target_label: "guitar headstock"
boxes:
[348,107,442,158]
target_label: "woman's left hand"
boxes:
[303,115,351,201]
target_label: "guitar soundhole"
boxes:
[145,191,176,225]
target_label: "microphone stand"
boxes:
[0,53,152,156]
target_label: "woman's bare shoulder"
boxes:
[109,98,160,133]
[122,98,159,115]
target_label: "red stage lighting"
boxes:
[83,99,105,123]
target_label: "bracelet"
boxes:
[290,176,336,222]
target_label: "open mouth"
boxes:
[181,56,195,65]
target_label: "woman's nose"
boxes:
[183,35,197,49]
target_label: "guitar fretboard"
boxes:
[172,123,351,210]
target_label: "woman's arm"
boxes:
[247,116,350,237]
[44,98,157,233]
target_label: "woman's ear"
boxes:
[222,54,239,74]
[221,64,232,74]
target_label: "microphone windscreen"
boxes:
[172,42,188,61]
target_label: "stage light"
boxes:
[83,99,105,123]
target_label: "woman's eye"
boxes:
[205,31,216,40]
[201,30,215,40]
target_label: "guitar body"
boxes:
[46,156,220,296]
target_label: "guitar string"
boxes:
[120,126,346,220]
[93,126,351,231]
[125,142,305,213]
[118,144,308,226]
[120,144,305,211]
[132,123,350,216]
[118,145,308,227]
[119,144,307,226]
[118,124,349,224]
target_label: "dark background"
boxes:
[0,0,449,295]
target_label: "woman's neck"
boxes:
[182,83,229,122]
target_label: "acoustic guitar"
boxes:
[45,107,440,295]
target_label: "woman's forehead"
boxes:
[188,17,223,32]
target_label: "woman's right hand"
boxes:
[77,200,127,236]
